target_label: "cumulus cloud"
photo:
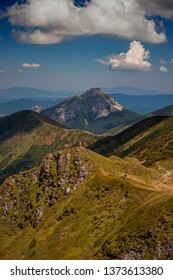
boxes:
[7,0,166,44]
[160,66,168,73]
[172,59,173,64]
[22,63,40,68]
[13,29,64,45]
[138,0,173,19]
[97,41,152,72]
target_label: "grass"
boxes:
[64,109,140,134]
[0,111,98,184]
[1,147,173,259]
[91,116,173,167]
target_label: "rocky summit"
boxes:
[0,148,91,229]
[43,88,139,134]
[44,88,123,122]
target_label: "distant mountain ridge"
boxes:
[0,87,74,102]
[103,85,173,95]
[110,93,173,114]
[1,86,173,117]
[0,98,64,116]
[43,88,140,134]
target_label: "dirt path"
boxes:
[128,171,173,192]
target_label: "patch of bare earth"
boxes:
[39,131,59,145]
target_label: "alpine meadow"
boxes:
[0,0,173,260]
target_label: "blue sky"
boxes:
[0,0,173,92]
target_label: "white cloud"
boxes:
[13,29,64,45]
[160,66,168,73]
[97,41,152,72]
[0,70,4,73]
[160,59,166,64]
[172,58,173,64]
[17,69,24,72]
[7,0,166,44]
[22,63,40,68]
[138,0,173,19]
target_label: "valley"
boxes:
[1,0,173,262]
[0,88,173,260]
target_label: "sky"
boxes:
[0,0,173,92]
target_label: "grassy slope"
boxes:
[1,148,173,260]
[64,109,140,134]
[101,103,173,137]
[0,110,98,184]
[90,116,173,166]
[147,104,173,117]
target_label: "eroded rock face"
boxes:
[43,88,124,123]
[37,148,91,206]
[0,148,91,229]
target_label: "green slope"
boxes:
[147,104,173,117]
[64,109,140,134]
[100,103,173,137]
[0,110,98,184]
[0,147,173,260]
[90,115,173,166]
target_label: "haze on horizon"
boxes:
[0,0,173,93]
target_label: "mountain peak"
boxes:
[44,87,124,121]
[80,88,124,118]
[82,88,103,97]
[43,88,139,134]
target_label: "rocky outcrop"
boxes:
[0,147,92,229]
[43,88,124,124]
[42,88,129,134]
[82,88,124,119]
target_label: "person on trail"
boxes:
[124,173,127,180]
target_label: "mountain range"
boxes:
[0,87,173,260]
[2,86,173,102]
[0,87,74,101]
[1,86,173,117]
[103,85,173,96]
[43,88,140,134]
[110,93,173,114]
[0,98,64,116]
